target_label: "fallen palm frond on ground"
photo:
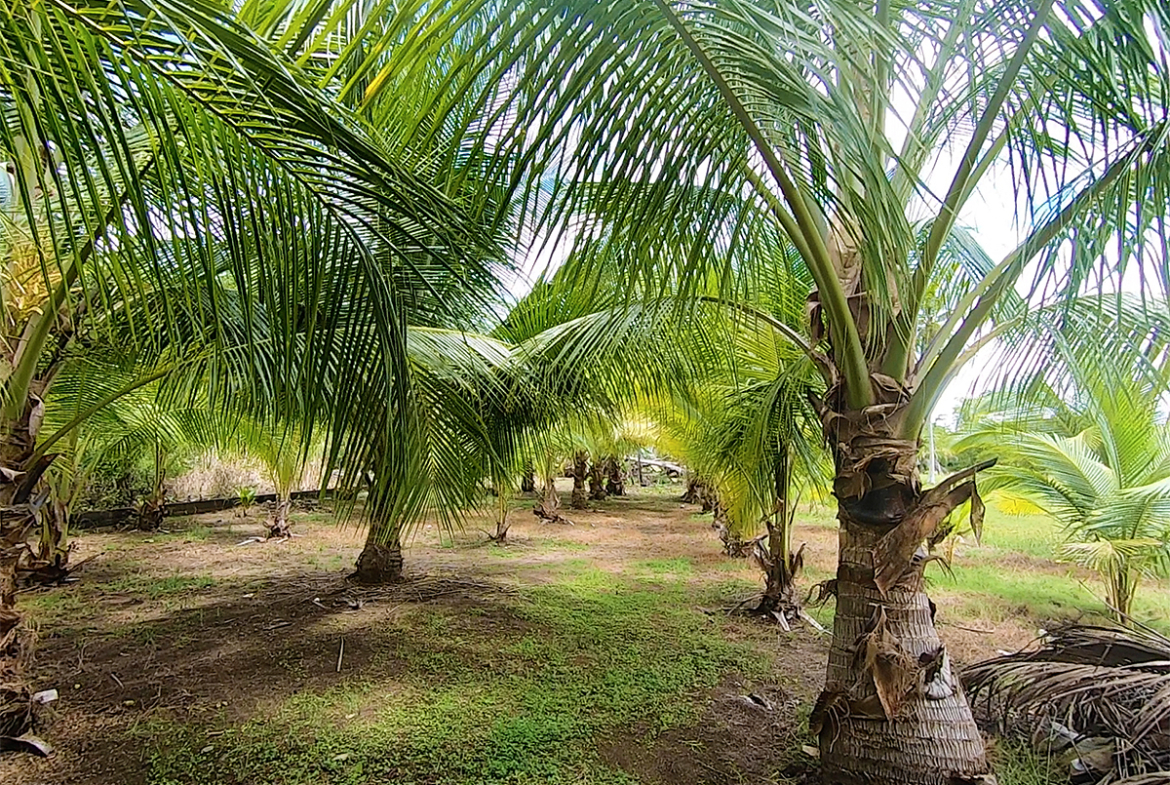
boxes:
[965,624,1170,784]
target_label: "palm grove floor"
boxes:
[4,489,1164,784]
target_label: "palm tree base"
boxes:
[266,498,293,539]
[351,540,404,584]
[533,504,574,526]
[0,558,34,738]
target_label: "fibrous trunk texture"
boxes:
[570,451,588,509]
[352,525,404,584]
[812,385,994,785]
[711,501,749,557]
[267,496,292,539]
[819,520,989,784]
[1,527,33,738]
[137,497,165,531]
[754,449,801,621]
[587,461,607,501]
[755,559,800,618]
[604,456,625,496]
[534,476,573,525]
[0,395,50,737]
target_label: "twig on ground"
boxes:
[944,623,995,634]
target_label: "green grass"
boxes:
[977,507,1062,560]
[630,557,694,577]
[40,496,1151,785]
[934,503,1170,631]
[932,562,1090,623]
[992,743,1067,785]
[21,588,88,626]
[139,566,768,785]
[99,573,217,599]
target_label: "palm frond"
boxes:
[966,623,1170,784]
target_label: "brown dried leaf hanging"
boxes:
[858,609,918,720]
[970,482,985,545]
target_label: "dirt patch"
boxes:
[601,675,817,785]
[8,568,525,784]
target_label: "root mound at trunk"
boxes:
[533,504,574,526]
[351,542,404,585]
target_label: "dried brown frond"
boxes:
[965,623,1170,784]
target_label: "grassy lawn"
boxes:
[8,489,1161,784]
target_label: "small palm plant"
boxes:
[963,341,1170,623]
[229,418,320,539]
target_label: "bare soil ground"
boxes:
[0,488,1127,784]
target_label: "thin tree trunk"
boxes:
[813,391,993,784]
[570,451,588,509]
[267,495,292,539]
[520,463,536,495]
[755,446,802,621]
[491,494,510,543]
[137,441,166,531]
[1111,568,1136,624]
[352,518,404,584]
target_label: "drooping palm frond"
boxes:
[957,316,1170,621]
[1,0,524,544]
[356,0,1170,420]
[35,355,221,518]
[965,624,1170,785]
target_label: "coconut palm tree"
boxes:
[959,328,1170,624]
[43,365,220,532]
[0,0,509,737]
[352,326,520,583]
[357,1,1170,779]
[227,418,323,539]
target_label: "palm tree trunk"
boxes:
[352,517,404,584]
[1111,568,1137,624]
[755,446,802,621]
[267,495,292,539]
[587,459,607,501]
[604,456,625,496]
[570,451,588,509]
[540,471,560,512]
[712,499,748,557]
[813,394,993,784]
[0,395,51,737]
[534,472,573,525]
[491,494,510,543]
[137,441,166,531]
